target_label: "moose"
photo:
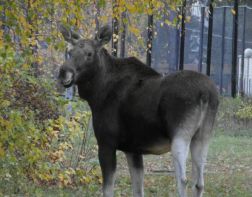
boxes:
[58,25,219,197]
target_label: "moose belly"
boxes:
[142,140,171,155]
[118,138,171,155]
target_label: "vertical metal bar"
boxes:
[220,7,226,95]
[247,58,250,95]
[240,7,246,96]
[112,0,119,57]
[231,0,239,98]
[206,0,214,76]
[249,79,251,96]
[94,0,100,33]
[146,1,153,67]
[175,26,180,71]
[120,11,126,58]
[198,6,205,73]
[179,0,186,70]
[243,77,245,95]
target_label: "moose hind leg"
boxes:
[171,136,190,197]
[190,110,215,197]
[125,153,144,197]
[98,147,117,197]
[190,133,211,197]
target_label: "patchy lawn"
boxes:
[13,134,252,197]
[112,134,252,197]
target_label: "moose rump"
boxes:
[58,24,219,197]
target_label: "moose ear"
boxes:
[95,25,112,46]
[59,24,80,45]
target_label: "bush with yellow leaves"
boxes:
[0,47,101,194]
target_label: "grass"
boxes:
[112,134,252,197]
[3,134,251,197]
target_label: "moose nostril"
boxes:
[87,52,92,57]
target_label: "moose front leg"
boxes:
[125,152,144,197]
[98,147,117,197]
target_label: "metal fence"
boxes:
[112,3,252,97]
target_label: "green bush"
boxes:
[216,96,252,136]
[235,103,252,120]
[0,46,100,195]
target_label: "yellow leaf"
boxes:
[0,29,3,38]
[31,39,37,46]
[81,176,91,184]
[37,56,43,64]
[186,16,191,23]
[0,144,5,157]
[147,8,153,15]
[22,63,30,69]
[1,100,10,107]
[231,9,236,15]
[58,173,64,182]
[100,15,108,23]
[19,15,27,26]
[129,26,140,37]
[66,168,75,175]
[164,19,172,26]
[126,4,137,13]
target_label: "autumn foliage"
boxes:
[0,47,101,193]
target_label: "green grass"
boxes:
[2,134,251,197]
[112,134,252,197]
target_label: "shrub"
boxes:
[216,96,252,136]
[0,46,100,194]
[235,100,252,120]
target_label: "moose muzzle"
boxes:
[58,66,75,88]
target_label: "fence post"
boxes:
[240,7,247,96]
[231,0,239,98]
[94,0,100,33]
[175,20,180,71]
[206,0,214,76]
[220,7,226,95]
[248,59,250,95]
[179,0,186,70]
[198,6,205,73]
[120,11,126,58]
[112,0,119,57]
[146,0,153,67]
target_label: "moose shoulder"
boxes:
[59,25,219,197]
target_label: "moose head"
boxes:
[58,25,112,88]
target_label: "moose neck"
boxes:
[76,48,114,110]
